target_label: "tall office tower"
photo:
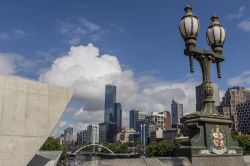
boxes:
[87,124,99,144]
[160,111,171,130]
[77,130,87,146]
[99,122,117,143]
[220,86,250,132]
[171,98,183,128]
[196,83,220,112]
[220,86,250,117]
[104,85,116,123]
[236,102,250,134]
[129,109,139,129]
[64,127,74,145]
[113,103,122,132]
[135,111,146,132]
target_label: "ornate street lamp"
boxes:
[179,5,226,115]
[177,5,242,157]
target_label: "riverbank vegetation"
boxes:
[235,135,250,155]
[147,140,180,157]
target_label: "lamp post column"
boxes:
[143,124,146,156]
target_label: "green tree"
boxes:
[40,137,61,151]
[147,140,180,157]
[147,143,158,156]
[237,135,250,155]
[103,142,129,153]
[118,143,128,153]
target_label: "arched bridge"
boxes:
[73,144,115,155]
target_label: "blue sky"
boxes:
[1,0,250,134]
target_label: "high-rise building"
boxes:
[171,98,183,128]
[113,103,122,132]
[220,86,250,117]
[99,122,118,143]
[129,109,139,129]
[77,130,87,147]
[129,109,146,131]
[116,128,138,143]
[163,129,179,140]
[130,110,171,143]
[159,111,171,130]
[59,134,64,145]
[220,86,250,132]
[135,111,146,132]
[64,127,73,145]
[137,120,148,144]
[87,124,99,144]
[149,127,163,143]
[146,112,165,130]
[104,85,116,123]
[236,102,250,134]
[196,83,220,112]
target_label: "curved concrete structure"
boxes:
[0,76,73,166]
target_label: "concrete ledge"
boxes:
[81,156,250,166]
[191,156,246,166]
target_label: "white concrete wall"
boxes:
[0,76,73,166]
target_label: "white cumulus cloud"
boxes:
[40,43,199,134]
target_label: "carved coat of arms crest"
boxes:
[209,125,227,154]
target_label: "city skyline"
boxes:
[0,1,250,136]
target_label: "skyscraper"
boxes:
[129,109,139,129]
[104,85,116,123]
[129,110,146,132]
[77,130,87,147]
[196,83,220,112]
[161,111,171,130]
[171,98,183,128]
[220,86,250,132]
[113,102,122,132]
[87,124,99,144]
[220,86,250,117]
[64,127,73,145]
[99,122,117,143]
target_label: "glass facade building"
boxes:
[87,124,99,144]
[99,122,118,143]
[104,85,116,123]
[113,102,122,132]
[129,109,138,129]
[64,127,73,145]
[171,99,183,128]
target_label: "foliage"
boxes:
[40,137,61,151]
[60,147,67,161]
[147,140,180,157]
[103,142,129,153]
[236,135,250,155]
[147,143,158,156]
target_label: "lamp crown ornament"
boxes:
[184,4,193,16]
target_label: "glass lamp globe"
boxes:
[179,5,200,48]
[206,15,226,53]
